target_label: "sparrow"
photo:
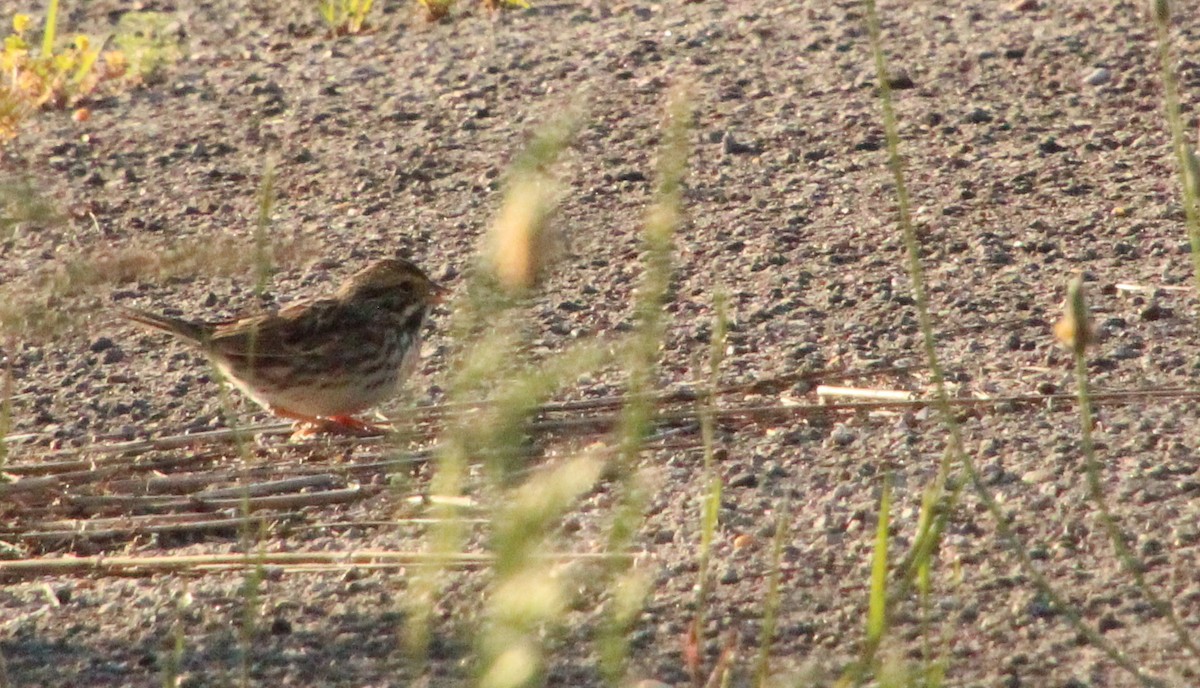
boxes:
[121,258,447,435]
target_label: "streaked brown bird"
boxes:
[121,258,448,435]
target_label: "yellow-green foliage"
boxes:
[1,13,123,113]
[0,9,182,139]
[481,0,531,13]
[0,177,60,242]
[111,12,185,83]
[0,88,32,145]
[319,0,375,35]
[416,0,530,23]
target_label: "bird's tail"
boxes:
[118,307,210,344]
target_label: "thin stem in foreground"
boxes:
[861,0,1162,684]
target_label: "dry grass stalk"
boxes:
[0,550,627,579]
[815,385,917,401]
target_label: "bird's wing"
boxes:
[206,298,374,363]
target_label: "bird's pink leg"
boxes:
[270,407,388,437]
[326,415,391,436]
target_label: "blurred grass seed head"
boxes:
[485,176,561,293]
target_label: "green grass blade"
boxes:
[41,0,59,56]
[861,0,1163,683]
[600,85,690,684]
[253,158,276,297]
[0,351,11,471]
[867,476,891,646]
[1149,0,1200,293]
[753,500,789,687]
[1064,276,1200,662]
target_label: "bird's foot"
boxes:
[272,406,392,439]
[328,415,393,436]
[289,415,391,438]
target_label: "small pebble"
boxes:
[1140,303,1170,321]
[1110,345,1141,360]
[830,425,856,447]
[1098,613,1123,633]
[728,472,757,489]
[965,108,993,123]
[1084,67,1111,86]
[721,131,759,155]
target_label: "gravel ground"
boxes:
[4,0,1200,685]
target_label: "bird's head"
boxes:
[337,258,449,310]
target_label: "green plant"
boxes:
[0,348,12,473]
[859,0,1164,683]
[481,0,531,13]
[600,86,691,684]
[687,289,728,685]
[1148,0,1200,294]
[0,9,122,112]
[478,456,604,688]
[230,162,278,688]
[415,0,530,23]
[160,587,192,688]
[319,0,375,35]
[1060,276,1200,662]
[403,106,585,671]
[111,12,185,83]
[252,158,277,297]
[0,7,181,137]
[0,83,32,140]
[0,176,61,242]
[752,500,788,687]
